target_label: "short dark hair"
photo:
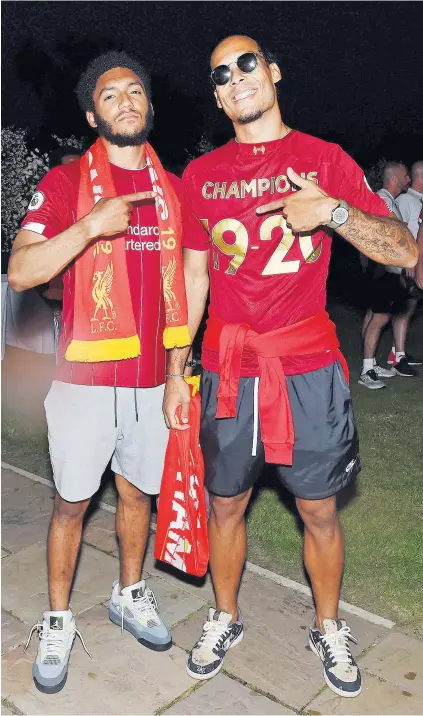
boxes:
[76,51,151,113]
[383,160,407,183]
[256,43,279,66]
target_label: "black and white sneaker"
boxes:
[404,352,423,367]
[358,369,387,390]
[391,357,417,377]
[309,618,361,698]
[186,608,244,680]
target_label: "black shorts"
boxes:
[369,272,409,315]
[200,362,360,500]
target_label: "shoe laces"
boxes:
[120,587,161,633]
[196,619,230,654]
[321,625,357,665]
[24,620,91,662]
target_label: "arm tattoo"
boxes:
[167,345,191,374]
[337,207,418,266]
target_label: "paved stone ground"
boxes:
[2,467,423,715]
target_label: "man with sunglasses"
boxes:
[164,35,417,697]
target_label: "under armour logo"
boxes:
[253,145,265,155]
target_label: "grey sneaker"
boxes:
[25,610,90,694]
[186,608,244,680]
[373,363,395,378]
[108,579,172,651]
[358,369,387,389]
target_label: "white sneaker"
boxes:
[108,579,172,651]
[358,369,387,389]
[373,363,395,378]
[25,610,90,694]
[186,608,244,680]
[309,618,361,697]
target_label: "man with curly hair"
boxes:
[9,51,189,693]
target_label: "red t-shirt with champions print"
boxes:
[20,160,181,387]
[181,130,390,376]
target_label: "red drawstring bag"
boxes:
[155,377,209,577]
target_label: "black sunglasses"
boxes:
[210,52,263,86]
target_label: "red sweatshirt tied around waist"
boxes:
[203,308,349,465]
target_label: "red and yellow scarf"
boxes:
[65,139,190,362]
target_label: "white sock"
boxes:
[391,345,396,355]
[396,351,405,362]
[363,358,374,373]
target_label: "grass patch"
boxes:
[246,301,423,635]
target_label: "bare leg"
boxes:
[296,496,344,631]
[363,312,391,360]
[361,309,373,341]
[47,493,91,611]
[115,473,151,589]
[392,298,418,353]
[208,489,252,621]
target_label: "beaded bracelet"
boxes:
[166,373,185,378]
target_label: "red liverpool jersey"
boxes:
[21,160,181,387]
[181,130,390,375]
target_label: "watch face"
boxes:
[333,206,349,224]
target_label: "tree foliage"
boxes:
[1,128,86,253]
[1,127,50,253]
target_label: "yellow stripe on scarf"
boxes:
[65,335,141,363]
[163,325,191,350]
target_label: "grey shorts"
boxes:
[44,381,169,502]
[200,362,360,500]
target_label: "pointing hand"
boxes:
[256,167,337,232]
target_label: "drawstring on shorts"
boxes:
[134,388,139,423]
[252,377,259,457]
[113,386,139,427]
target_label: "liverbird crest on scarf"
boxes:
[65,138,190,362]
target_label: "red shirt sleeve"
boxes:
[20,165,77,239]
[181,165,210,251]
[327,145,391,217]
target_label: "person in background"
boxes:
[415,204,423,290]
[359,161,417,388]
[389,160,423,367]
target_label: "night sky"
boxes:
[2,1,423,170]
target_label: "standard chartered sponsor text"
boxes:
[126,225,160,251]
